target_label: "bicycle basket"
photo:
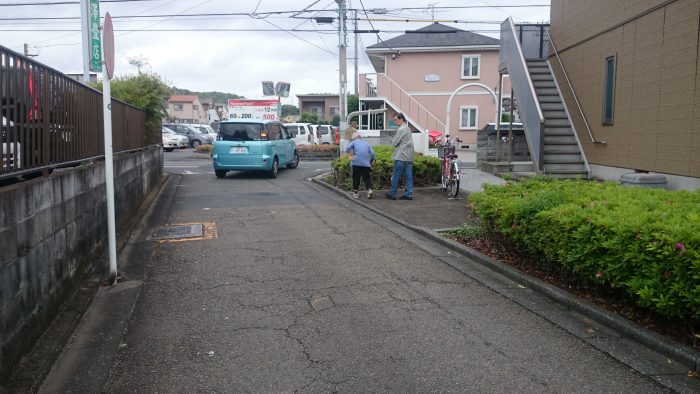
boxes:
[437,144,455,158]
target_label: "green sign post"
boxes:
[88,0,101,72]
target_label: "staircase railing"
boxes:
[547,34,606,144]
[363,72,446,132]
[499,17,544,171]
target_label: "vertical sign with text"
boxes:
[88,0,101,72]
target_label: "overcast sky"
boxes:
[1,0,550,105]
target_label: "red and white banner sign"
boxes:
[227,99,279,121]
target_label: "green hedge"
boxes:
[329,145,441,190]
[469,177,700,320]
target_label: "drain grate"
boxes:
[149,224,203,240]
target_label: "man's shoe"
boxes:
[399,195,413,200]
[352,191,360,199]
[367,189,373,199]
[385,193,396,200]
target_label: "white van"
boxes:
[310,124,333,144]
[283,123,316,145]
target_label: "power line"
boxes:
[0,0,160,6]
[0,5,549,21]
[252,15,338,57]
[0,28,340,32]
[0,27,501,33]
[357,0,394,53]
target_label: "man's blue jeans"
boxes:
[388,160,413,198]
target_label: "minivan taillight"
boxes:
[308,133,311,143]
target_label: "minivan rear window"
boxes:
[219,123,262,141]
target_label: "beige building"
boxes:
[296,94,340,122]
[547,0,700,188]
[166,95,207,124]
[360,23,509,150]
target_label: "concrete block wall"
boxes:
[0,146,163,381]
[476,128,531,164]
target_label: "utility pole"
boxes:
[80,0,90,83]
[336,0,347,129]
[353,9,359,96]
[23,44,37,57]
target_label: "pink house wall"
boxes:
[375,50,506,145]
[168,98,207,124]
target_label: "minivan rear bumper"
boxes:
[212,153,273,171]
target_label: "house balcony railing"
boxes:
[359,73,445,133]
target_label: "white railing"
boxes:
[361,73,446,133]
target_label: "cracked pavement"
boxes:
[56,156,665,393]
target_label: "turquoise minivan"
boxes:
[212,120,299,178]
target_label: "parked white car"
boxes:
[193,124,217,137]
[162,127,188,151]
[162,123,214,147]
[310,124,333,144]
[284,123,316,145]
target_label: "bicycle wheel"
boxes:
[448,178,460,198]
[447,162,460,198]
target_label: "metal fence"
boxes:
[1,45,149,180]
[515,23,550,60]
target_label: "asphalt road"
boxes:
[54,149,665,392]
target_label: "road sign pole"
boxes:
[101,13,118,284]
[102,70,117,284]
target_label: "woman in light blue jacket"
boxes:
[345,133,375,199]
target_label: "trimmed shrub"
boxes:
[328,145,440,190]
[470,178,700,320]
[297,144,339,153]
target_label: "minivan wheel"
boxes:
[191,139,201,148]
[286,151,299,168]
[215,170,227,179]
[269,158,279,178]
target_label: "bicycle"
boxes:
[437,136,462,198]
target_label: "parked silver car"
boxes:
[163,123,214,147]
[162,127,188,151]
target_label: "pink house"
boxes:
[360,23,510,151]
[166,95,207,125]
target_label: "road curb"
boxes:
[311,176,700,375]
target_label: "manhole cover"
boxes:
[149,224,203,240]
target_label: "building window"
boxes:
[310,106,323,117]
[329,106,339,117]
[461,55,480,79]
[460,107,478,129]
[173,103,183,111]
[602,55,616,125]
[193,104,199,110]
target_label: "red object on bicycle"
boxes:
[427,130,443,143]
[333,127,340,144]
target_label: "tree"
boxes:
[300,112,319,124]
[331,115,340,127]
[91,71,171,143]
[127,55,149,74]
[170,87,243,103]
[347,95,358,114]
[281,105,299,117]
